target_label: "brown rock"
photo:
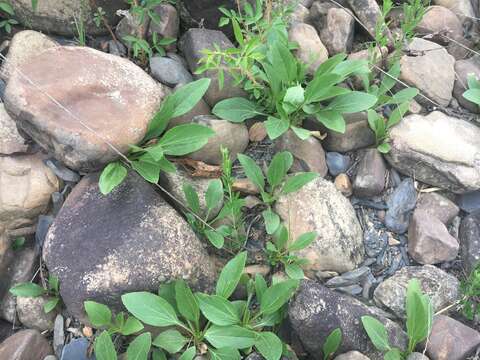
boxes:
[0,103,28,155]
[148,3,179,42]
[249,122,267,142]
[0,329,52,360]
[288,23,329,74]
[353,149,386,197]
[232,178,260,195]
[416,192,459,225]
[335,173,353,197]
[4,46,165,172]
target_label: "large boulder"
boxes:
[4,46,165,172]
[274,177,364,273]
[386,111,480,193]
[43,172,216,321]
[0,329,52,360]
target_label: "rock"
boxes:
[385,178,417,234]
[10,0,126,36]
[248,122,267,142]
[232,178,260,195]
[309,2,355,55]
[289,281,407,359]
[353,149,386,197]
[386,111,480,193]
[44,159,80,183]
[188,115,249,165]
[406,353,429,360]
[60,337,94,360]
[16,296,56,331]
[432,0,476,24]
[0,319,12,343]
[108,40,127,57]
[325,266,371,288]
[53,314,64,357]
[4,46,165,172]
[408,209,459,264]
[373,265,459,318]
[457,191,480,213]
[346,0,389,38]
[0,103,28,155]
[116,12,148,45]
[180,28,246,107]
[274,177,364,273]
[460,211,480,273]
[426,315,480,360]
[335,174,353,197]
[416,193,459,225]
[335,351,371,360]
[178,0,235,33]
[274,129,328,176]
[43,172,216,321]
[326,152,351,176]
[0,329,53,360]
[150,56,193,87]
[1,30,58,82]
[453,56,480,113]
[148,3,179,41]
[290,3,310,24]
[399,38,455,107]
[288,23,328,74]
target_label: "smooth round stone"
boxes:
[326,152,351,176]
[150,56,193,87]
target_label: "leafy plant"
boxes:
[401,0,428,43]
[74,14,87,46]
[462,74,480,107]
[460,261,480,320]
[11,236,25,251]
[9,275,62,313]
[361,279,433,359]
[99,78,215,195]
[237,151,318,235]
[123,34,152,61]
[0,1,18,33]
[322,328,342,360]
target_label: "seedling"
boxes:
[9,275,62,313]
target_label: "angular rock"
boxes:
[0,329,52,360]
[416,192,459,225]
[335,173,353,197]
[408,209,459,264]
[457,190,480,213]
[43,172,216,321]
[290,3,310,24]
[116,12,148,45]
[346,0,388,38]
[60,337,94,360]
[4,46,165,172]
[335,351,371,360]
[373,265,459,318]
[289,281,407,359]
[385,178,417,234]
[150,56,193,87]
[0,103,28,155]
[453,56,480,113]
[288,22,328,74]
[274,129,328,176]
[426,315,480,360]
[17,296,57,331]
[353,149,386,197]
[180,28,246,106]
[386,111,480,193]
[460,211,480,273]
[148,3,179,41]
[274,177,364,273]
[189,115,249,165]
[399,38,455,107]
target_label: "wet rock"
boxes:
[289,281,407,359]
[453,56,480,113]
[0,103,28,155]
[274,129,328,176]
[188,115,249,165]
[60,337,94,360]
[399,38,455,107]
[150,56,193,87]
[335,174,353,197]
[373,265,459,318]
[43,172,216,321]
[386,111,480,193]
[148,3,179,42]
[17,296,57,331]
[180,28,246,106]
[0,329,53,360]
[385,178,417,234]
[415,193,459,225]
[353,149,386,198]
[346,0,389,39]
[288,23,328,74]
[335,351,371,360]
[459,211,480,273]
[274,177,364,273]
[457,191,480,213]
[408,209,459,264]
[5,46,165,172]
[326,152,351,176]
[426,315,480,360]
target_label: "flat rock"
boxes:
[353,149,386,197]
[0,329,52,360]
[459,211,480,273]
[43,172,217,321]
[0,103,28,155]
[453,56,480,113]
[4,46,165,172]
[373,265,459,318]
[386,111,480,193]
[274,177,364,273]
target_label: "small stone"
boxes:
[426,315,480,360]
[325,266,371,287]
[82,327,93,338]
[326,152,351,176]
[335,174,353,197]
[346,0,390,39]
[453,56,480,113]
[243,195,262,209]
[406,354,429,360]
[385,178,417,234]
[335,351,371,360]
[0,102,28,155]
[353,149,386,198]
[60,337,94,360]
[17,296,57,331]
[459,211,480,273]
[248,122,267,142]
[150,56,193,87]
[408,209,459,264]
[288,22,328,74]
[0,329,53,360]
[244,265,270,277]
[232,178,260,195]
[107,40,127,57]
[53,314,64,357]
[388,237,401,246]
[148,3,179,42]
[457,191,480,213]
[416,192,459,225]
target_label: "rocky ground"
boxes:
[0,0,480,360]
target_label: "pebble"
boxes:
[457,190,480,213]
[353,149,386,197]
[385,178,417,233]
[363,227,388,257]
[53,314,64,357]
[44,159,80,183]
[248,122,267,142]
[149,56,193,87]
[334,174,353,197]
[60,337,94,360]
[326,152,351,176]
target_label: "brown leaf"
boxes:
[175,158,222,178]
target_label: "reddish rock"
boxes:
[353,149,386,197]
[415,192,459,225]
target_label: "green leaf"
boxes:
[237,154,265,192]
[281,173,318,194]
[171,78,211,118]
[121,292,180,327]
[158,124,215,156]
[152,349,167,360]
[406,279,432,351]
[205,229,225,249]
[255,274,268,303]
[131,159,160,184]
[387,102,410,128]
[274,225,289,251]
[377,142,391,153]
[327,92,378,114]
[260,279,299,315]
[153,330,187,354]
[209,347,241,360]
[175,279,199,324]
[264,116,290,140]
[0,2,14,15]
[315,111,345,133]
[384,349,402,360]
[463,88,480,106]
[267,151,293,189]
[84,301,112,328]
[255,332,283,360]
[146,97,176,140]
[99,162,127,195]
[206,179,224,211]
[322,328,342,360]
[291,126,311,140]
[216,252,247,299]
[183,183,201,215]
[48,275,59,293]
[262,209,280,235]
[179,346,196,360]
[31,0,38,11]
[467,73,480,89]
[197,294,241,326]
[9,283,45,297]
[232,18,244,46]
[361,316,391,352]
[305,73,343,103]
[314,53,347,77]
[204,325,257,349]
[386,88,418,105]
[121,317,144,336]
[43,297,60,313]
[288,232,317,252]
[283,85,305,114]
[127,333,151,360]
[212,98,264,123]
[94,331,117,360]
[285,264,303,280]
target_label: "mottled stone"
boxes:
[460,211,480,273]
[0,329,52,360]
[17,296,57,331]
[415,192,459,225]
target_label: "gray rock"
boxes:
[0,319,13,343]
[386,111,480,193]
[60,337,94,360]
[353,149,386,198]
[373,265,459,318]
[406,353,429,360]
[44,159,80,183]
[335,351,371,360]
[457,191,480,213]
[53,315,64,357]
[178,0,235,33]
[432,0,476,24]
[385,178,417,234]
[326,266,371,287]
[415,193,459,225]
[17,296,57,331]
[289,281,407,359]
[107,40,127,57]
[290,3,310,24]
[460,211,480,273]
[148,3,179,42]
[453,56,480,113]
[274,177,365,273]
[44,356,57,360]
[0,103,28,155]
[43,172,216,322]
[346,0,389,39]
[326,152,351,176]
[150,56,193,87]
[0,329,53,360]
[116,12,148,46]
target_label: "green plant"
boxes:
[401,0,428,43]
[322,328,342,360]
[460,261,480,320]
[462,74,480,107]
[123,34,152,60]
[85,301,144,336]
[237,151,318,234]
[99,78,215,195]
[361,279,433,359]
[0,1,18,33]
[86,252,299,360]
[11,236,25,251]
[9,275,61,313]
[93,6,106,28]
[74,14,87,46]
